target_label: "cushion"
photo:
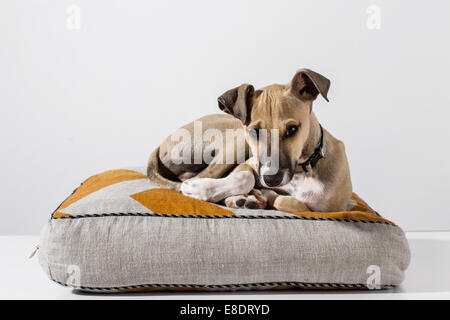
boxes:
[38,168,411,292]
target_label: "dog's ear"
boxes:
[290,69,330,102]
[218,84,255,125]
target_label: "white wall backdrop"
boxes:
[1,0,449,234]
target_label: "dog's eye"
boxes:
[248,129,259,139]
[286,125,299,137]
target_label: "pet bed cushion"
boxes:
[38,169,410,292]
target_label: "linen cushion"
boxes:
[38,169,410,292]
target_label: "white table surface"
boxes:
[1,232,449,300]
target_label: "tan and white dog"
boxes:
[147,69,352,213]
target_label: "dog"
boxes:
[147,69,352,213]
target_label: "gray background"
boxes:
[1,0,449,234]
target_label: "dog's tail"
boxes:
[147,147,182,191]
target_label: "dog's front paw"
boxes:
[273,195,309,213]
[225,189,267,209]
[180,178,219,202]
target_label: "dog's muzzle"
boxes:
[260,169,290,188]
[262,173,284,187]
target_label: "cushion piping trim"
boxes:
[51,278,392,291]
[50,186,80,220]
[51,212,394,225]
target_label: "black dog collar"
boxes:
[298,124,326,172]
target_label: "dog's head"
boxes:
[218,69,330,187]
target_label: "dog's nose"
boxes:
[263,172,284,187]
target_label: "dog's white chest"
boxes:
[280,173,326,207]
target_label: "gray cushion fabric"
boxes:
[38,169,410,292]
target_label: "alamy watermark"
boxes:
[366,265,381,289]
[170,120,280,174]
[50,263,81,288]
[366,5,381,30]
[66,5,81,30]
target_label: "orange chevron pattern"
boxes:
[51,169,393,225]
[131,188,234,215]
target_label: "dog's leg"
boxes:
[224,189,267,209]
[223,161,268,209]
[261,190,310,213]
[274,196,310,213]
[181,162,256,203]
[181,171,255,202]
